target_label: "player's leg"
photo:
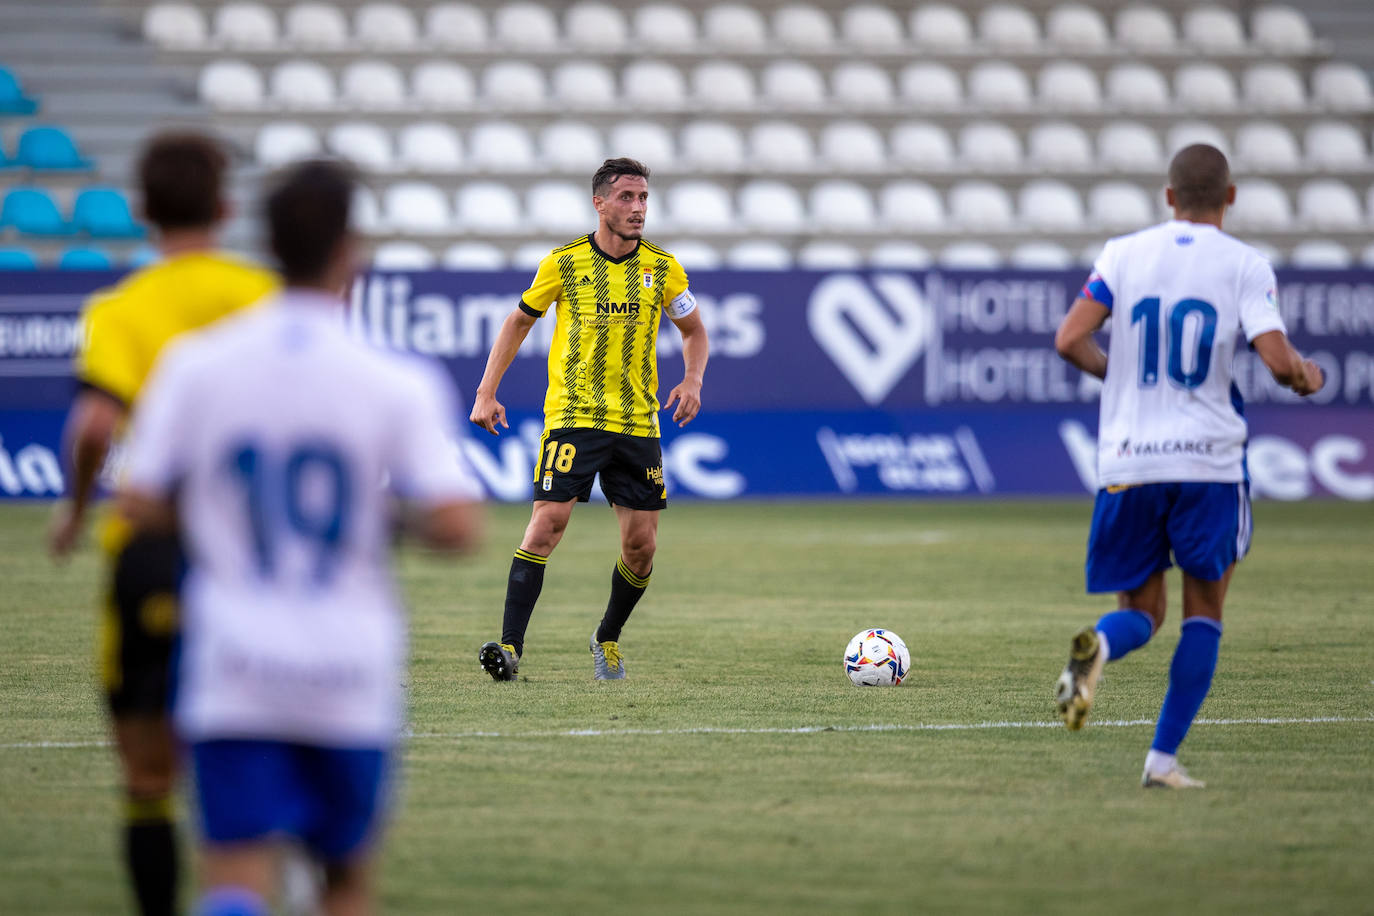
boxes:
[196,845,276,916]
[113,715,181,916]
[302,745,390,916]
[321,860,374,916]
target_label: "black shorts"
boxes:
[100,533,183,717]
[533,427,667,511]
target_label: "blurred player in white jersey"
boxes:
[1052,144,1324,789]
[118,160,484,914]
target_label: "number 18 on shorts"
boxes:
[532,427,667,511]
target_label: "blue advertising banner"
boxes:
[2,268,1371,501]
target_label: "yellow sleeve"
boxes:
[664,256,689,303]
[74,295,140,405]
[518,254,563,317]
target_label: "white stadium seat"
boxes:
[1106,64,1170,111]
[1039,62,1100,111]
[1243,64,1306,112]
[341,61,407,110]
[911,4,972,48]
[1304,121,1368,171]
[481,62,547,109]
[798,241,864,269]
[633,4,697,48]
[623,61,687,108]
[608,121,676,167]
[661,240,722,270]
[726,240,793,270]
[270,60,334,108]
[565,3,629,50]
[968,62,1033,110]
[809,180,876,230]
[1019,180,1084,230]
[372,242,436,269]
[703,5,768,50]
[1235,122,1301,171]
[1362,243,1374,268]
[832,63,895,108]
[1010,242,1073,269]
[1252,6,1314,54]
[1174,65,1238,112]
[455,182,522,231]
[1046,4,1109,49]
[200,60,265,109]
[552,62,617,109]
[468,122,537,170]
[426,4,487,47]
[353,187,385,233]
[1166,121,1230,157]
[1078,243,1103,266]
[1312,63,1373,112]
[284,4,348,47]
[442,242,506,270]
[493,3,559,48]
[144,4,207,48]
[511,242,562,269]
[327,122,393,172]
[1097,122,1164,171]
[681,121,745,170]
[958,121,1023,170]
[820,121,886,168]
[1182,6,1246,53]
[1297,180,1364,229]
[749,121,815,170]
[939,242,1003,269]
[738,180,806,232]
[214,3,278,48]
[411,61,475,109]
[692,62,755,109]
[890,122,954,169]
[878,180,944,229]
[354,4,419,48]
[527,181,594,234]
[666,181,734,232]
[1115,5,1177,51]
[949,181,1015,229]
[1229,180,1293,229]
[1088,181,1155,230]
[255,122,320,167]
[398,122,464,172]
[979,5,1041,49]
[900,63,962,109]
[1289,240,1352,268]
[840,4,906,50]
[384,182,451,234]
[868,241,934,268]
[760,61,826,108]
[1028,122,1093,171]
[539,121,604,171]
[773,6,835,50]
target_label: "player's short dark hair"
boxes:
[265,159,356,285]
[137,132,228,231]
[592,158,650,197]
[1168,144,1232,213]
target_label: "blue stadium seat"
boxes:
[0,188,71,236]
[0,67,39,115]
[0,246,38,269]
[59,247,113,270]
[71,188,144,238]
[128,246,160,267]
[15,126,92,170]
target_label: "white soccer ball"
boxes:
[843,628,911,687]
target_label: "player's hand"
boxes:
[664,379,702,427]
[48,500,83,561]
[469,391,508,436]
[1293,359,1324,396]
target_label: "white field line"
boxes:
[4,715,1371,750]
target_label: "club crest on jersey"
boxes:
[542,471,553,492]
[643,270,653,289]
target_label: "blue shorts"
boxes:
[1086,481,1251,593]
[191,739,391,862]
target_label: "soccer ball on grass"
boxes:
[843,628,910,686]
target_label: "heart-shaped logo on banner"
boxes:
[807,274,935,405]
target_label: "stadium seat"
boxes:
[1105,64,1170,111]
[214,3,278,48]
[967,62,1033,110]
[1243,240,1282,264]
[284,4,348,47]
[608,121,676,167]
[1097,121,1164,171]
[527,181,594,234]
[455,182,522,231]
[1182,6,1246,53]
[633,4,697,48]
[327,122,393,172]
[144,3,207,48]
[691,62,755,109]
[468,122,537,171]
[978,5,1041,49]
[442,242,505,269]
[949,181,1015,229]
[0,247,38,269]
[481,62,547,109]
[1088,181,1155,230]
[899,63,962,109]
[1038,62,1100,111]
[398,122,464,172]
[1297,180,1364,229]
[760,61,826,109]
[1304,121,1368,171]
[809,180,875,230]
[1019,180,1084,230]
[1174,65,1238,111]
[565,3,628,49]
[15,127,91,170]
[355,4,419,47]
[1114,5,1177,51]
[703,5,768,50]
[939,242,1003,269]
[738,180,806,232]
[493,3,559,48]
[1010,242,1073,268]
[72,188,143,238]
[1234,122,1301,171]
[680,121,745,170]
[819,121,886,168]
[59,247,113,270]
[412,62,476,109]
[878,180,944,229]
[726,240,792,270]
[840,5,906,49]
[1,189,70,236]
[1166,121,1230,156]
[1243,64,1306,112]
[426,3,487,47]
[890,122,954,169]
[200,60,265,109]
[832,63,894,108]
[773,6,835,50]
[666,181,734,232]
[958,122,1023,170]
[384,182,452,234]
[748,121,815,170]
[1228,180,1292,229]
[797,241,863,269]
[270,60,334,108]
[510,241,562,269]
[353,187,385,233]
[661,240,722,270]
[1046,4,1109,49]
[539,121,603,171]
[255,121,320,167]
[552,62,617,109]
[1362,243,1374,268]
[1312,63,1373,111]
[1252,6,1314,54]
[372,241,436,269]
[623,61,688,108]
[868,240,933,268]
[1289,240,1352,268]
[910,4,972,48]
[1028,122,1093,171]
[341,61,407,110]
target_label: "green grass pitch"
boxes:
[1,499,1371,914]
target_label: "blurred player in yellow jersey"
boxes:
[470,158,709,682]
[48,132,277,916]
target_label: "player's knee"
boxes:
[622,534,656,570]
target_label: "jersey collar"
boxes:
[587,233,641,265]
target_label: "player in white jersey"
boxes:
[118,161,484,915]
[1051,145,1323,789]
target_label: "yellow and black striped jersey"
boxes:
[520,235,693,438]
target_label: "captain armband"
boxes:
[666,288,697,320]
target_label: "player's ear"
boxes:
[1165,187,1176,209]
[1224,184,1236,206]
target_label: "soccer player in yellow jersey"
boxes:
[470,158,709,681]
[47,132,276,916]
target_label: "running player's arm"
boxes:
[115,341,200,537]
[393,366,485,553]
[662,259,708,426]
[1240,260,1323,396]
[1055,255,1116,380]
[1251,332,1323,395]
[470,254,562,435]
